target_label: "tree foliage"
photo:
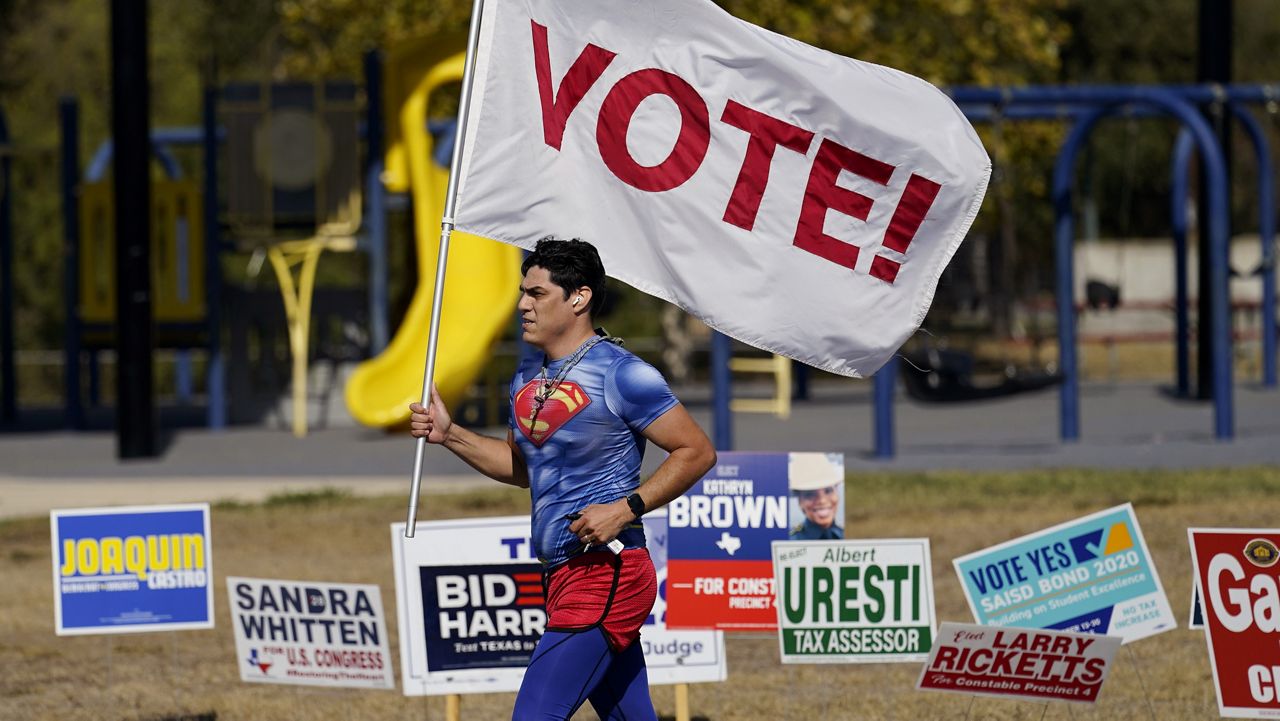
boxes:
[1,0,1278,354]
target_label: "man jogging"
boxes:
[409,238,716,720]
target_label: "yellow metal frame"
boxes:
[78,180,206,325]
[265,236,355,438]
[729,353,792,419]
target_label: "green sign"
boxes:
[772,539,935,663]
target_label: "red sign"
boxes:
[666,560,776,631]
[916,622,1121,704]
[1189,529,1280,718]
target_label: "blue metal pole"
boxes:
[1171,130,1194,397]
[710,330,732,450]
[0,108,14,423]
[1052,108,1108,442]
[873,357,896,458]
[60,98,83,429]
[951,83,1280,107]
[203,86,225,429]
[364,49,389,354]
[1229,104,1276,387]
[1054,92,1233,441]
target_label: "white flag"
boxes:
[454,0,990,377]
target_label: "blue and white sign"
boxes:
[668,452,791,564]
[392,514,725,696]
[667,452,844,631]
[228,577,395,689]
[641,511,727,684]
[51,504,214,635]
[419,561,545,673]
[953,503,1174,644]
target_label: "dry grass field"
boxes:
[4,467,1279,720]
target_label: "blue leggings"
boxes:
[512,628,657,721]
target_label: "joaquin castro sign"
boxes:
[228,577,394,689]
[1188,528,1280,718]
[772,539,935,664]
[392,514,724,696]
[953,503,1174,643]
[916,622,1121,704]
[51,504,213,635]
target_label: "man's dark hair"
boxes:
[521,237,607,315]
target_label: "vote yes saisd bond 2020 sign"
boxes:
[953,504,1174,643]
[227,577,395,690]
[772,539,935,664]
[51,504,213,635]
[667,452,845,631]
[1188,528,1280,718]
[916,622,1122,704]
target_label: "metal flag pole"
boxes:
[405,0,487,537]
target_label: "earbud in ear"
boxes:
[573,296,583,306]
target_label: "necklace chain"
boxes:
[528,335,606,427]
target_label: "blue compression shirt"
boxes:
[509,340,678,568]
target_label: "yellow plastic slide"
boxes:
[345,38,521,428]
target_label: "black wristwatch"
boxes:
[625,492,646,520]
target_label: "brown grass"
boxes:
[4,468,1278,720]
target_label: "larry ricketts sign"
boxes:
[1188,529,1280,718]
[917,622,1122,704]
[51,504,213,635]
[953,504,1174,643]
[228,577,394,689]
[772,539,935,664]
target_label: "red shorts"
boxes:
[544,547,657,652]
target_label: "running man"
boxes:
[409,238,716,720]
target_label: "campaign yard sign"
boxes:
[917,622,1121,704]
[51,504,213,635]
[641,511,727,684]
[666,452,792,630]
[1189,583,1205,630]
[772,539,935,664]
[953,503,1174,643]
[393,516,545,695]
[1188,528,1280,718]
[392,514,725,696]
[228,577,394,689]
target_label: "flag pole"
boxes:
[405,0,487,538]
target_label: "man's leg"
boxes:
[512,628,613,721]
[587,640,658,721]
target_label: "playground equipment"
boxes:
[0,106,13,424]
[60,99,223,430]
[343,37,521,429]
[218,77,364,437]
[709,84,1279,456]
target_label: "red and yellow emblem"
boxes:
[514,380,592,446]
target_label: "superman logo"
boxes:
[513,380,592,446]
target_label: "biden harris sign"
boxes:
[953,504,1174,644]
[51,504,213,635]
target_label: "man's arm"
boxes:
[569,403,715,545]
[409,388,530,488]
